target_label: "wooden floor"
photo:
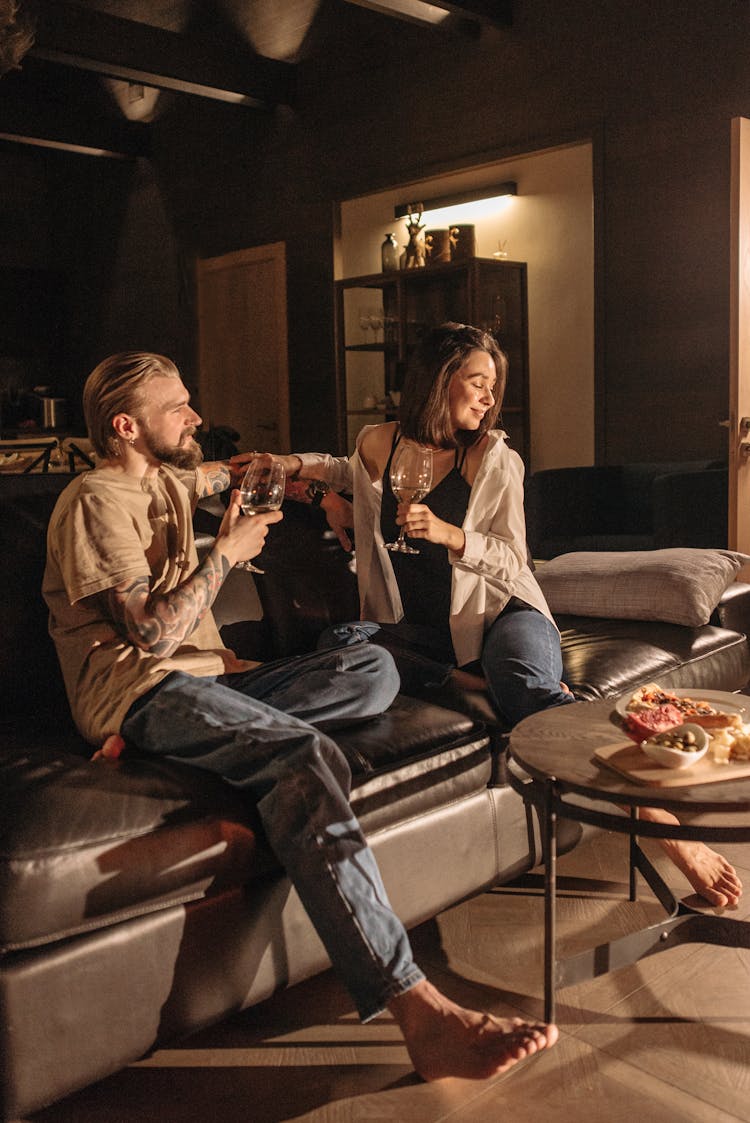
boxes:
[25,817,750,1123]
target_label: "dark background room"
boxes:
[1,0,748,465]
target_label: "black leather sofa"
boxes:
[525,460,728,559]
[2,471,750,1120]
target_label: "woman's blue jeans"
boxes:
[480,597,575,725]
[376,599,574,727]
[121,639,424,1022]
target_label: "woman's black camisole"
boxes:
[380,431,471,659]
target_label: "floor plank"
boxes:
[24,823,750,1123]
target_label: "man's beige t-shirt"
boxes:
[43,464,226,744]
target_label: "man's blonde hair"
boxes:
[83,352,180,460]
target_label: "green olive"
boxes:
[652,730,699,751]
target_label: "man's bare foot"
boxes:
[638,806,743,906]
[389,979,558,1081]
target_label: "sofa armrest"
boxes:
[712,581,750,635]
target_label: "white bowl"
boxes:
[640,722,709,770]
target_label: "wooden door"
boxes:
[196,243,290,453]
[729,118,750,553]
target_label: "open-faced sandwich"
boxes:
[624,682,742,730]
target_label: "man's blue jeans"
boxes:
[121,639,424,1021]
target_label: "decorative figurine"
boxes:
[402,204,426,269]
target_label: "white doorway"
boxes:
[730,118,750,554]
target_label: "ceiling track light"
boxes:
[394,181,517,218]
[342,0,512,31]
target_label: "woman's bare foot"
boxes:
[451,669,488,692]
[660,839,742,906]
[389,979,558,1081]
[638,806,743,906]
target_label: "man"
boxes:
[43,351,557,1082]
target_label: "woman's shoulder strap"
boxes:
[358,420,399,480]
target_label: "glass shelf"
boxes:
[344,343,397,353]
[346,407,395,415]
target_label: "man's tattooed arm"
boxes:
[195,461,233,498]
[104,548,231,657]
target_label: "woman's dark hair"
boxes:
[398,322,507,448]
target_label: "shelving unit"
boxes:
[333,257,530,460]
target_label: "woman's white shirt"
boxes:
[296,428,553,667]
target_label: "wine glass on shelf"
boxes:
[368,306,384,342]
[236,457,286,573]
[383,442,433,555]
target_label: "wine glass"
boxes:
[236,457,286,573]
[368,306,384,342]
[383,442,433,554]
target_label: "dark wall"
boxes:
[2,0,750,459]
[0,142,122,429]
[148,0,750,460]
[0,141,189,433]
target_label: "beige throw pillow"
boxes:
[535,548,750,626]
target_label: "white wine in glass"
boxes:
[236,458,286,573]
[383,441,433,555]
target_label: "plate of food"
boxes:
[614,682,747,732]
[595,682,750,783]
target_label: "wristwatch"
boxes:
[306,479,331,507]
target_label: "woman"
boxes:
[259,322,742,909]
[280,322,573,726]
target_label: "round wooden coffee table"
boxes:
[507,697,750,1021]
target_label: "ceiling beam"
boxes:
[439,0,512,27]
[0,59,152,158]
[343,0,512,31]
[29,0,296,109]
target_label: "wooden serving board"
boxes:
[594,741,750,787]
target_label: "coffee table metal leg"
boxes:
[543,777,557,1023]
[552,835,750,990]
[629,806,638,902]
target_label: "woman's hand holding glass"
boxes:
[394,502,466,555]
[383,442,433,554]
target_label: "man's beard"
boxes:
[142,427,204,470]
